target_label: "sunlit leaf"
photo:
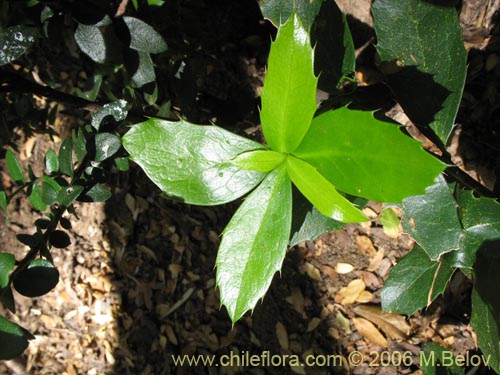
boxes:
[231,150,285,172]
[0,253,15,289]
[6,149,25,184]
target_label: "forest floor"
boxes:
[1,0,499,374]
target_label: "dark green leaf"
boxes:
[6,149,25,184]
[123,16,167,54]
[74,24,106,63]
[16,233,38,247]
[49,230,71,248]
[381,245,454,315]
[311,0,355,92]
[216,165,292,322]
[470,241,500,374]
[420,343,464,375]
[260,12,317,153]
[13,259,59,297]
[0,316,30,360]
[41,176,62,205]
[1,287,15,313]
[84,183,112,202]
[58,138,74,178]
[59,217,72,230]
[94,133,121,162]
[372,0,467,143]
[0,191,7,218]
[57,185,84,207]
[28,184,47,211]
[114,157,129,171]
[287,155,366,222]
[293,107,445,202]
[259,0,323,30]
[122,118,266,205]
[131,52,156,87]
[76,74,102,101]
[35,218,50,229]
[91,100,128,130]
[0,253,15,289]
[45,149,59,174]
[289,188,344,247]
[72,128,87,163]
[0,25,37,66]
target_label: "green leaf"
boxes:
[28,184,47,211]
[72,128,87,163]
[45,149,59,174]
[0,25,37,66]
[311,0,355,91]
[216,165,292,322]
[259,0,323,30]
[123,16,167,54]
[57,185,84,207]
[381,207,400,236]
[148,0,165,6]
[0,316,30,360]
[0,253,15,289]
[84,183,112,202]
[122,118,266,205]
[114,157,129,171]
[6,149,25,184]
[293,107,445,202]
[420,343,464,375]
[372,0,467,143]
[286,155,366,222]
[91,99,128,130]
[231,150,285,172]
[260,12,317,153]
[49,230,71,248]
[471,241,500,374]
[13,258,59,297]
[1,287,16,313]
[381,245,454,315]
[41,176,62,205]
[76,74,102,101]
[0,191,7,218]
[131,52,156,87]
[94,133,121,162]
[289,188,344,247]
[74,24,106,63]
[58,138,74,178]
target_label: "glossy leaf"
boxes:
[41,176,62,205]
[216,165,292,322]
[131,52,156,87]
[0,316,30,360]
[74,24,106,63]
[231,150,285,172]
[123,16,167,54]
[13,259,59,297]
[58,138,74,178]
[28,184,46,211]
[260,12,317,153]
[57,185,84,207]
[287,155,366,222]
[259,0,322,30]
[6,149,25,184]
[72,128,87,163]
[381,245,454,315]
[84,183,112,202]
[421,343,464,375]
[91,100,128,130]
[471,242,500,374]
[45,149,59,174]
[311,0,355,91]
[372,0,467,143]
[94,133,121,162]
[0,253,15,289]
[293,107,445,202]
[0,25,37,66]
[122,118,266,205]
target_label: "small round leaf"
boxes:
[49,230,71,249]
[0,253,15,289]
[0,316,30,360]
[13,259,59,297]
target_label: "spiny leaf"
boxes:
[216,165,292,322]
[260,12,317,153]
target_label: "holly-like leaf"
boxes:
[6,149,25,184]
[470,241,500,374]
[91,100,128,130]
[131,51,156,87]
[13,259,59,297]
[0,253,15,289]
[293,107,445,202]
[231,150,285,172]
[216,165,292,322]
[381,245,454,315]
[372,0,467,144]
[286,155,366,222]
[0,316,31,360]
[260,12,317,153]
[0,25,37,66]
[122,118,266,205]
[74,24,106,63]
[94,133,121,162]
[259,0,323,30]
[123,16,167,54]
